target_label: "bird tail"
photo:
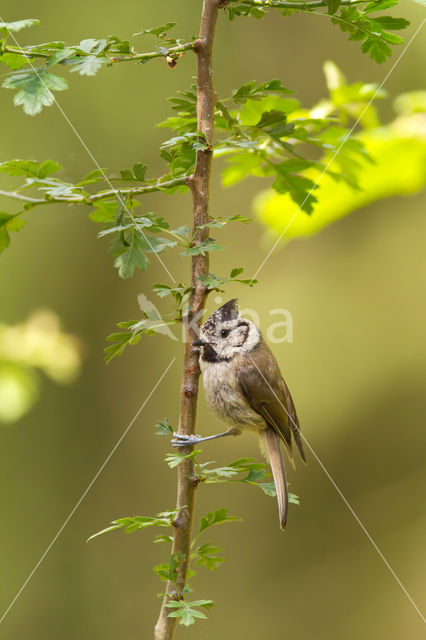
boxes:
[262,427,288,531]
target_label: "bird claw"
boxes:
[171,432,203,448]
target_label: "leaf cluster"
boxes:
[226,0,409,63]
[88,429,300,627]
[330,0,410,63]
[0,19,195,115]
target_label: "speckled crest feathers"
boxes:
[202,298,239,332]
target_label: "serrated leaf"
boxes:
[272,167,318,214]
[0,159,41,177]
[166,599,214,627]
[331,6,409,63]
[165,450,201,469]
[133,162,148,181]
[46,47,75,67]
[3,69,68,115]
[36,160,61,178]
[182,240,225,256]
[88,510,180,541]
[326,0,342,14]
[77,38,101,54]
[199,509,240,534]
[113,229,149,278]
[0,53,30,70]
[154,419,173,436]
[0,212,26,253]
[0,19,39,34]
[77,168,106,187]
[193,543,224,571]
[70,55,107,76]
[134,23,177,38]
[89,199,117,222]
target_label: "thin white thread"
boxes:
[0,357,176,626]
[0,20,177,283]
[250,17,426,284]
[248,355,426,624]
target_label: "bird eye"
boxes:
[221,329,230,338]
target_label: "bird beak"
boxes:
[192,339,205,347]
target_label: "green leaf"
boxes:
[88,509,181,541]
[69,55,107,76]
[330,6,409,63]
[152,283,173,297]
[3,69,68,115]
[197,274,226,291]
[272,167,318,215]
[76,168,106,187]
[36,160,61,178]
[232,79,293,103]
[198,266,256,291]
[104,326,141,363]
[199,509,240,534]
[154,419,173,436]
[0,19,39,34]
[258,482,277,497]
[104,307,177,362]
[221,152,265,186]
[89,199,117,222]
[165,450,201,469]
[134,23,177,39]
[182,240,225,256]
[0,53,30,70]
[113,229,149,278]
[0,213,26,253]
[154,535,174,544]
[0,159,40,177]
[133,162,148,182]
[289,492,300,505]
[192,543,224,571]
[256,113,426,243]
[46,47,75,68]
[166,599,214,627]
[326,0,342,14]
[106,35,132,54]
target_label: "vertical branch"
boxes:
[154,1,220,639]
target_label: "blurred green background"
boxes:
[1,1,425,638]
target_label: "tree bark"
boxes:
[154,2,220,639]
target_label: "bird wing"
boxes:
[236,342,306,464]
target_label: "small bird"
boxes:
[172,299,306,530]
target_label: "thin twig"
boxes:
[111,42,195,63]
[228,0,369,9]
[0,177,189,210]
[1,42,195,64]
[154,1,220,639]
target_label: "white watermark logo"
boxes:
[138,293,294,344]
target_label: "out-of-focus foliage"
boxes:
[0,311,81,423]
[255,63,426,242]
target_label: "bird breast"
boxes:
[201,360,266,431]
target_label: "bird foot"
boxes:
[171,433,203,448]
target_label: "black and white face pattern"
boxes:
[197,299,260,362]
